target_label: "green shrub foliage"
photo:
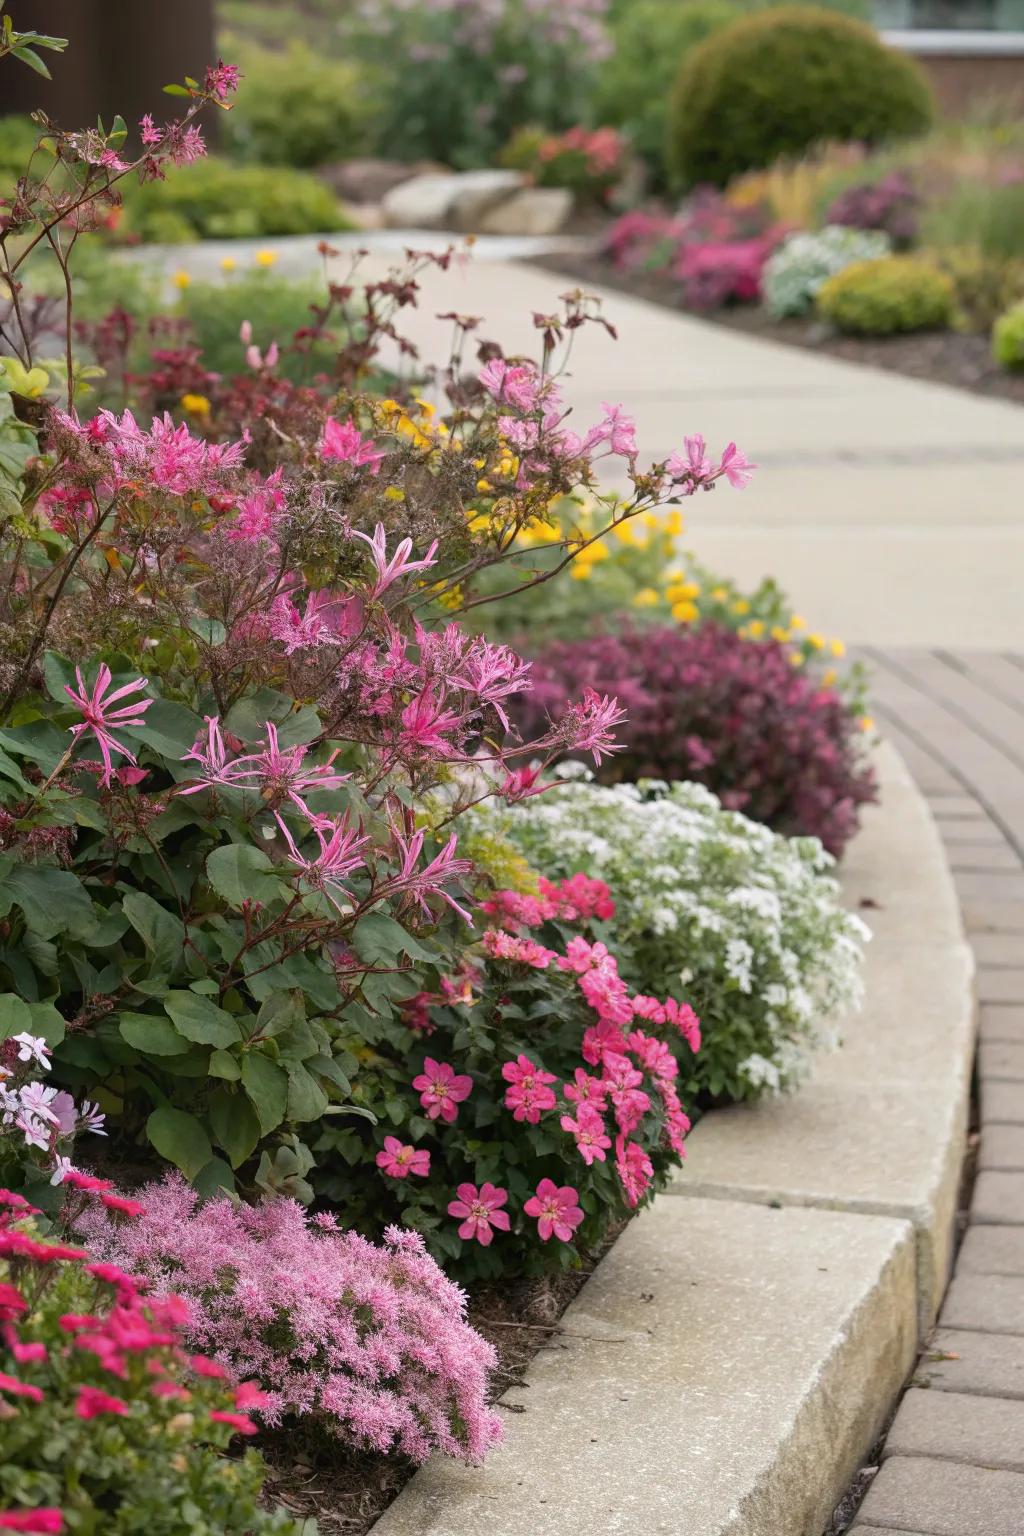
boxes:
[224,45,371,168]
[993,300,1024,371]
[121,157,349,242]
[816,255,955,335]
[667,7,934,188]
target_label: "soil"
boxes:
[531,250,1024,409]
[258,1246,617,1534]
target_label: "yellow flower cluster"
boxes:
[376,397,446,451]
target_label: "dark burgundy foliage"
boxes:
[825,173,919,247]
[514,623,877,857]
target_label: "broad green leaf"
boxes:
[286,1065,329,1123]
[352,909,434,966]
[121,698,202,761]
[208,1048,241,1081]
[209,1087,261,1168]
[146,1105,213,1180]
[192,1157,236,1199]
[254,990,305,1040]
[122,891,185,974]
[224,690,321,748]
[241,1053,288,1135]
[42,650,77,704]
[205,843,286,909]
[0,865,95,939]
[163,990,240,1047]
[28,1001,65,1047]
[118,1011,190,1057]
[0,993,33,1041]
[0,722,65,772]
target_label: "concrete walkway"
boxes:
[317,251,1022,649]
[851,650,1024,1536]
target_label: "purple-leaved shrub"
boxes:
[514,622,876,856]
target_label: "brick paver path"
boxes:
[850,649,1024,1535]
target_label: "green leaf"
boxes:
[352,910,434,966]
[28,1001,64,1046]
[253,989,305,1040]
[224,690,322,748]
[241,1053,288,1135]
[118,1011,190,1057]
[286,1065,329,1123]
[163,82,192,97]
[120,699,202,761]
[10,44,51,77]
[122,891,185,975]
[0,865,94,939]
[205,843,286,909]
[163,990,240,1047]
[146,1106,213,1180]
[0,993,32,1041]
[192,1157,236,1199]
[209,1087,262,1168]
[42,650,77,704]
[208,1048,241,1081]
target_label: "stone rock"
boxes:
[318,158,447,205]
[478,186,573,237]
[381,169,525,231]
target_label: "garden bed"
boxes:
[534,250,1024,408]
[357,744,975,1536]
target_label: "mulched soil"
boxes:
[257,1248,616,1534]
[532,250,1024,408]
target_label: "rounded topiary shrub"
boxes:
[667,7,934,188]
[816,255,955,335]
[993,301,1024,371]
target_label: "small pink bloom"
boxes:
[447,1182,510,1246]
[75,1385,129,1419]
[560,1104,612,1166]
[64,664,151,788]
[412,1058,473,1123]
[0,1511,65,1532]
[321,416,385,473]
[718,441,755,489]
[501,1053,558,1125]
[209,1409,259,1435]
[351,522,438,598]
[0,1372,43,1402]
[376,1136,430,1179]
[523,1179,584,1242]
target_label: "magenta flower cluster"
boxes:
[80,1178,502,1464]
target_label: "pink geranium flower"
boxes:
[447,1182,510,1246]
[64,664,152,787]
[376,1136,430,1179]
[523,1179,584,1242]
[75,1385,129,1419]
[560,1104,612,1166]
[412,1058,473,1123]
[501,1054,557,1124]
[0,1511,65,1532]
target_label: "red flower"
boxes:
[99,1193,145,1218]
[0,1511,64,1532]
[0,1372,43,1403]
[209,1409,258,1435]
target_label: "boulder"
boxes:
[319,158,448,206]
[478,187,573,237]
[381,168,526,231]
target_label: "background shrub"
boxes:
[993,300,1024,371]
[816,254,955,334]
[763,226,892,318]
[177,268,337,380]
[512,622,877,856]
[824,171,919,246]
[667,7,934,188]
[922,175,1024,261]
[223,45,371,168]
[934,246,1024,333]
[472,777,868,1103]
[121,157,350,241]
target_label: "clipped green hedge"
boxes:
[223,44,372,168]
[667,7,934,188]
[817,255,955,335]
[993,300,1024,372]
[121,155,351,242]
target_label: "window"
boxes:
[876,0,1024,26]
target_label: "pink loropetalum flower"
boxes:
[246,722,349,815]
[523,1179,584,1243]
[321,417,386,473]
[275,812,370,914]
[447,1182,510,1247]
[204,60,242,99]
[501,1054,558,1125]
[375,1136,430,1179]
[180,716,254,795]
[478,358,540,413]
[351,523,439,599]
[398,689,462,757]
[412,1058,473,1124]
[386,826,473,924]
[64,665,151,787]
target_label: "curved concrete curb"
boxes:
[371,742,975,1536]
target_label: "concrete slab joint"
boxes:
[371,742,974,1536]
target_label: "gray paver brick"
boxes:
[979,968,1024,1004]
[856,1455,1024,1536]
[940,1272,1024,1335]
[980,1041,1024,1083]
[981,1079,1024,1125]
[972,1169,1024,1224]
[980,1126,1024,1172]
[963,901,1024,935]
[950,846,1022,873]
[958,1224,1024,1277]
[884,1387,1024,1472]
[982,1006,1024,1044]
[921,1328,1024,1400]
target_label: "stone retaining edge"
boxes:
[370,743,974,1535]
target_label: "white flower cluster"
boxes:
[762,226,892,319]
[470,778,869,1101]
[1,1032,106,1184]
